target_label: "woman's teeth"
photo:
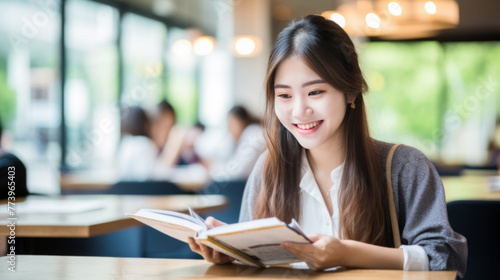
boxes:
[297,121,321,130]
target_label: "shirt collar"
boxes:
[299,150,345,195]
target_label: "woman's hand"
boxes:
[280,233,344,270]
[281,233,404,270]
[187,216,235,264]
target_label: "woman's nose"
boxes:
[292,98,313,119]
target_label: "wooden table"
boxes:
[442,175,500,202]
[60,165,210,193]
[0,256,457,279]
[0,194,226,238]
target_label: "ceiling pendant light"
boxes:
[193,36,215,56]
[322,0,459,39]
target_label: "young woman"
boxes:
[188,15,467,278]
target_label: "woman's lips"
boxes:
[293,120,323,135]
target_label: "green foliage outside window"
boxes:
[360,41,500,162]
[361,41,443,156]
[0,57,16,128]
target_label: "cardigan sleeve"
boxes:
[391,145,467,279]
[238,151,267,223]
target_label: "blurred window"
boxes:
[440,42,500,164]
[0,0,201,194]
[361,42,443,158]
[65,0,120,170]
[122,13,166,107]
[0,0,61,194]
[165,27,198,125]
[361,41,500,164]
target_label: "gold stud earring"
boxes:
[350,102,356,109]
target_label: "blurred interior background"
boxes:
[0,0,500,195]
[2,2,500,279]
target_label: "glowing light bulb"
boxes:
[330,13,346,28]
[235,37,256,56]
[425,1,437,14]
[388,2,402,16]
[193,36,215,55]
[366,13,381,29]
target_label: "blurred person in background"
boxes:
[150,100,176,153]
[178,121,205,165]
[487,117,500,169]
[117,100,203,181]
[203,105,266,181]
[149,100,187,172]
[116,106,157,181]
[0,116,29,256]
[0,115,29,199]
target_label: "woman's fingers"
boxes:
[307,233,323,243]
[281,242,317,256]
[187,237,201,254]
[205,216,227,229]
[212,248,224,263]
[188,236,234,264]
[199,243,214,262]
[188,238,216,263]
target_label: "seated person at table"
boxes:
[0,115,28,199]
[202,106,266,181]
[149,100,190,171]
[187,15,467,279]
[487,118,500,168]
[116,106,158,181]
[178,122,205,165]
[117,101,192,181]
[150,100,176,154]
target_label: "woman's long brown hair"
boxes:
[254,15,388,246]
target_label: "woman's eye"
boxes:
[309,90,324,96]
[278,94,292,99]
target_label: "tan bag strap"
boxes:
[386,144,401,248]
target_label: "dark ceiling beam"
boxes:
[369,31,500,43]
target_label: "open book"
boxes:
[127,208,312,267]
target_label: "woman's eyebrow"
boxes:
[302,79,326,87]
[274,79,326,89]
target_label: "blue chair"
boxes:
[447,200,500,280]
[17,228,143,257]
[198,180,247,224]
[105,180,200,259]
[432,162,464,176]
[105,180,186,195]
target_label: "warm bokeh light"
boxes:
[388,2,402,16]
[366,13,381,29]
[330,13,346,28]
[425,1,437,14]
[172,39,192,56]
[193,36,215,56]
[235,37,256,56]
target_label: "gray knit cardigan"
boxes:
[239,140,467,278]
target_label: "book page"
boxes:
[128,209,205,243]
[208,223,311,266]
[198,238,264,267]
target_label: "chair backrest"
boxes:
[105,181,185,195]
[199,180,247,224]
[447,200,500,280]
[105,180,198,258]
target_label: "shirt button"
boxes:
[326,221,330,226]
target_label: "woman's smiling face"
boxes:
[274,55,347,151]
